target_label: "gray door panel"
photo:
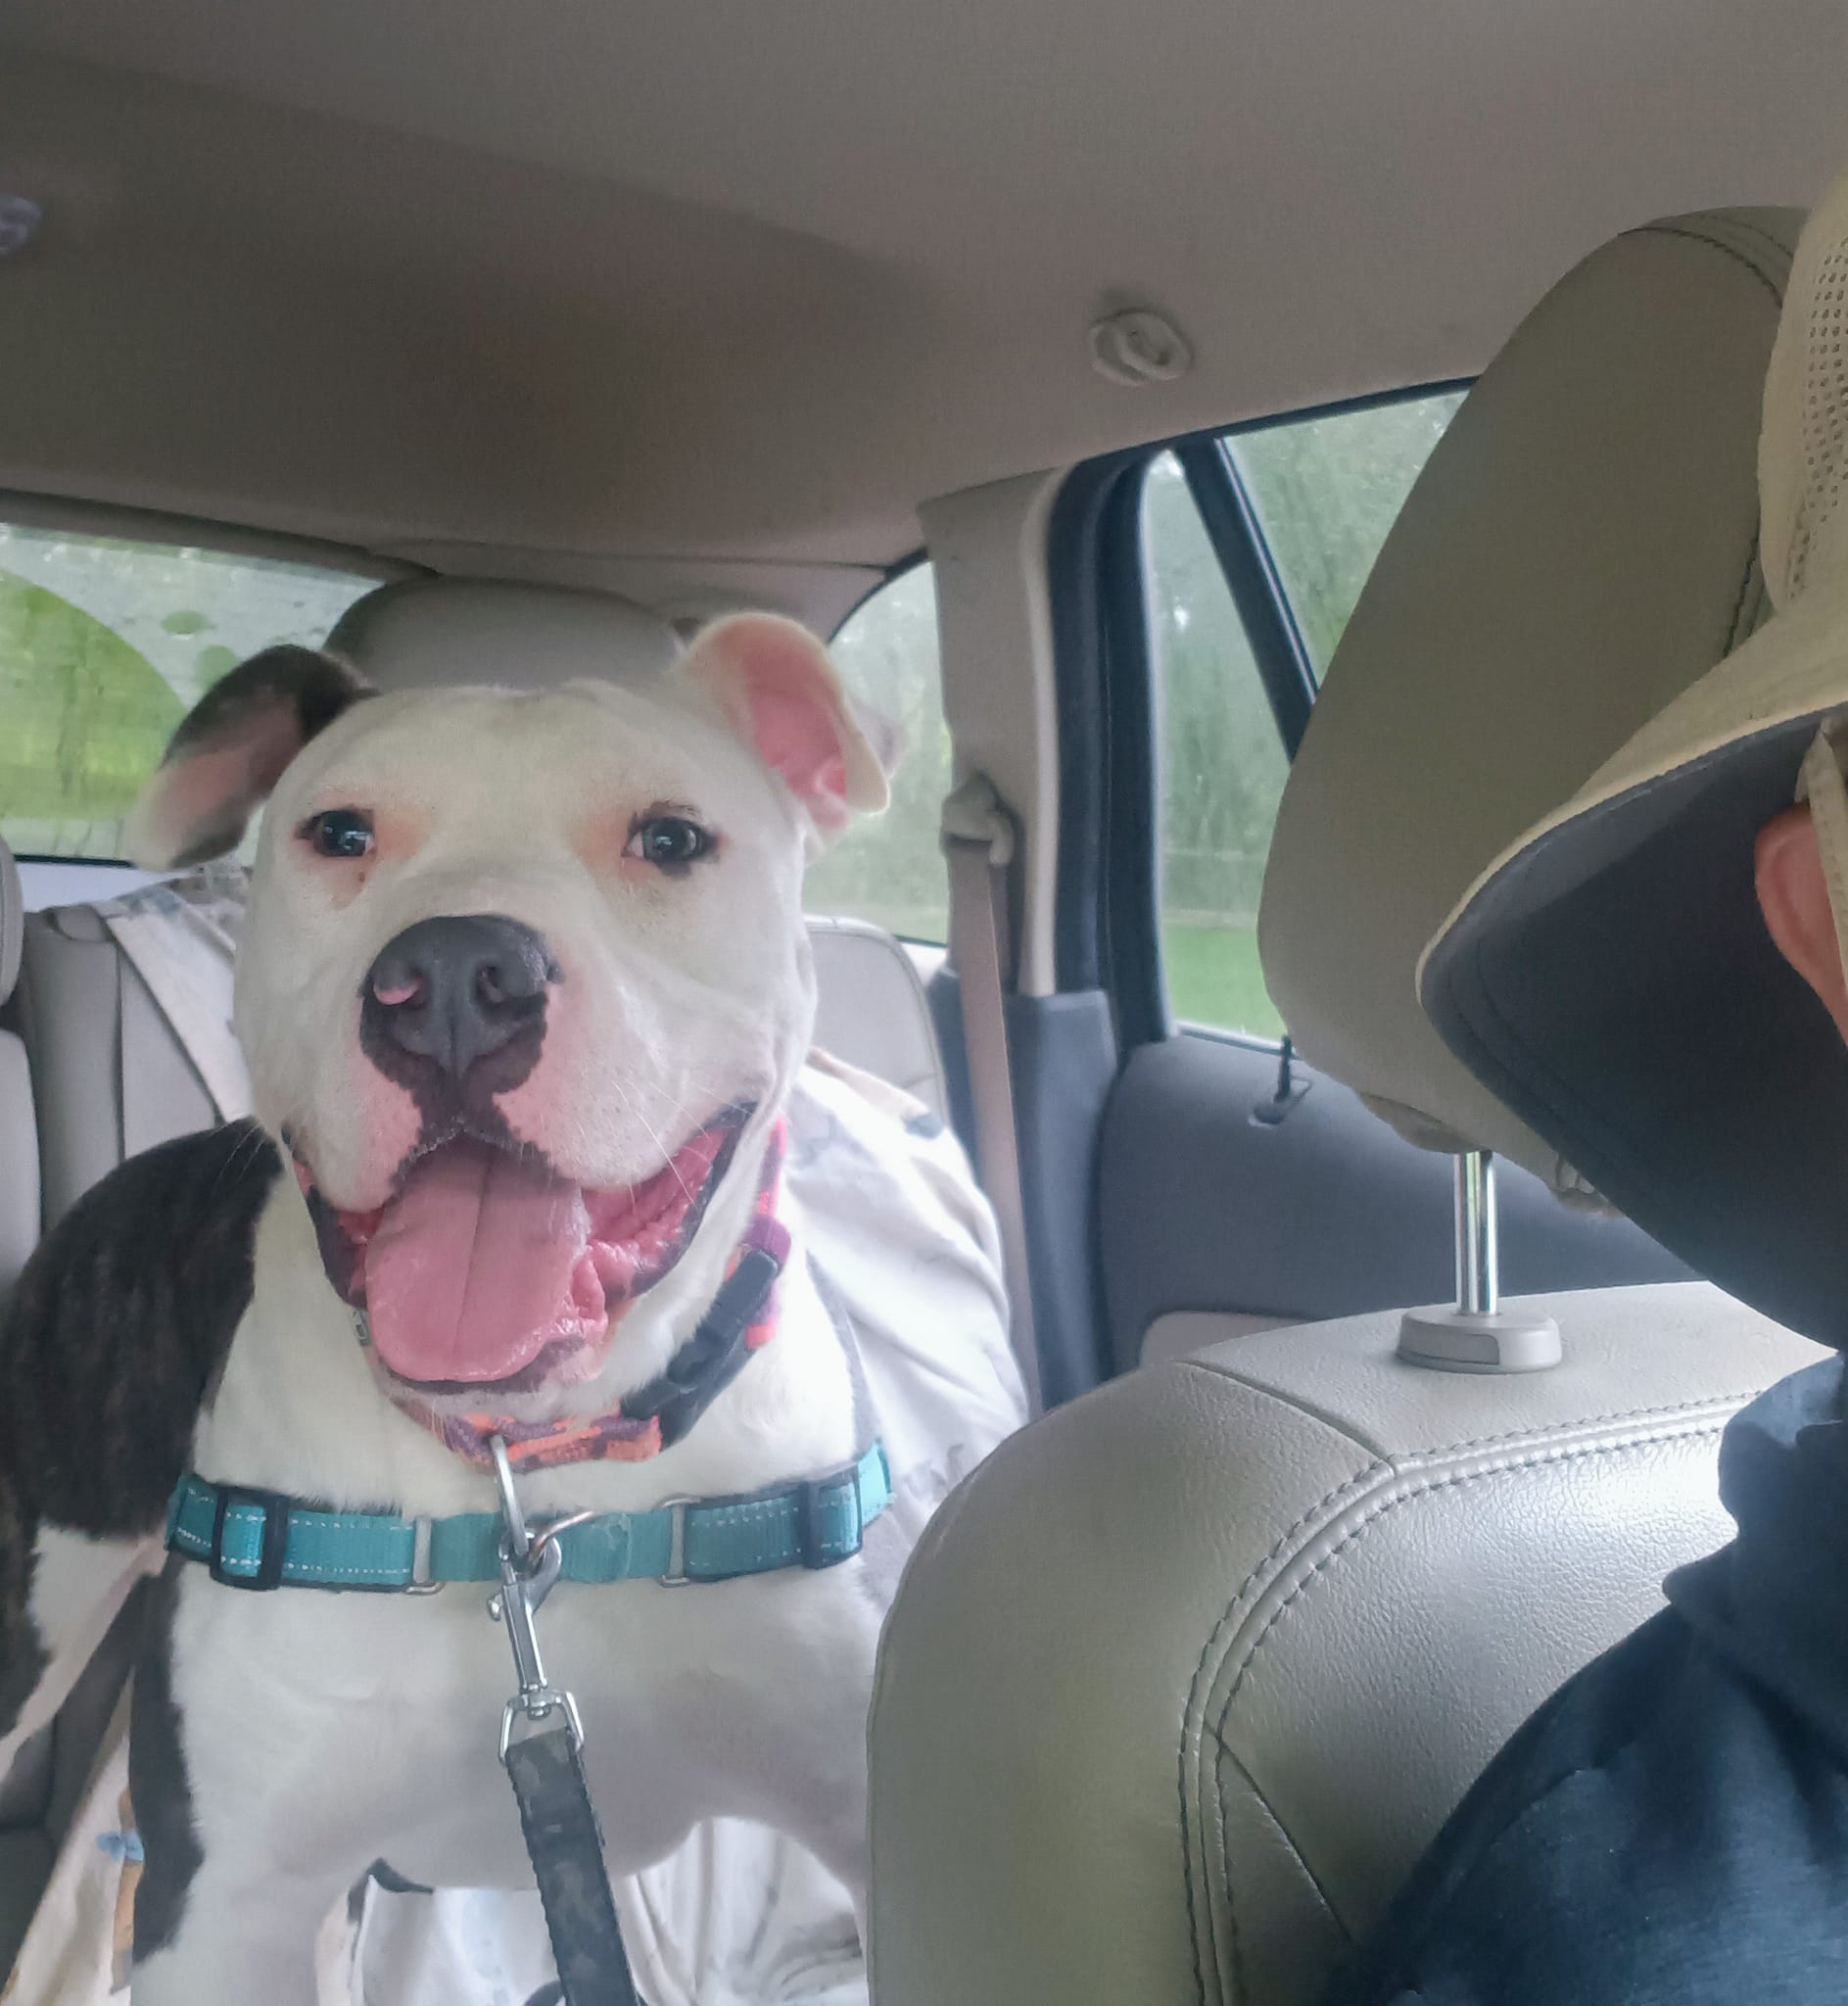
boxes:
[1097,1033,1690,1376]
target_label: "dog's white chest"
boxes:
[169,1210,881,1897]
[171,1548,881,1888]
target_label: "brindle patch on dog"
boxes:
[129,1559,203,1961]
[155,646,371,867]
[2,1121,280,1537]
[0,1453,45,1738]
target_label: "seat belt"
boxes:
[941,775,1043,1413]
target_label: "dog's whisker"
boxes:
[610,1076,697,1205]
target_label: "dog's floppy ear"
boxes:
[680,614,892,840]
[123,645,372,868]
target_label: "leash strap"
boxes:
[490,1437,641,2006]
[505,1722,641,2006]
[166,1441,893,1591]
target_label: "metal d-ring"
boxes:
[489,1435,531,1560]
[525,1509,596,1578]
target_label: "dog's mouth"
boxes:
[298,1107,752,1392]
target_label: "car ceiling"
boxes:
[1,0,1845,594]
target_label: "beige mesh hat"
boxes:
[1420,170,1848,1346]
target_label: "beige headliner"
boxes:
[2,1,1845,602]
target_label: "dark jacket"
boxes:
[1328,1356,1848,2004]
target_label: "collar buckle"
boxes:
[796,1467,864,1570]
[404,1514,444,1595]
[656,1498,695,1587]
[208,1484,292,1590]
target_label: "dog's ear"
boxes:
[680,615,892,840]
[123,646,372,868]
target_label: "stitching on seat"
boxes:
[1630,220,1787,307]
[1181,1419,1727,2002]
[1436,1388,1767,1456]
[1177,1457,1389,2006]
[1215,1421,1728,1721]
[1723,544,1769,655]
[1694,211,1799,281]
[1215,1741,1348,2006]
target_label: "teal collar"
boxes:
[166,1442,892,1593]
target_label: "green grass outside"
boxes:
[1161,922,1284,1041]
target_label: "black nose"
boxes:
[361,915,556,1084]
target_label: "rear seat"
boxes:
[18,890,944,1231]
[16,894,217,1231]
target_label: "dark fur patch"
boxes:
[1,1122,280,1536]
[129,1560,202,1961]
[367,1858,434,1895]
[166,646,368,767]
[158,646,371,867]
[0,1453,45,1737]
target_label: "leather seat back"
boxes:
[871,1294,1822,2006]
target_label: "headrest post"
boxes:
[1454,1151,1498,1316]
[1398,1148,1561,1375]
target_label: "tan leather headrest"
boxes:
[327,577,680,692]
[1256,209,1800,1197]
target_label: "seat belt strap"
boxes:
[942,774,1043,1412]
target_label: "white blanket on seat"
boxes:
[5,871,1024,2006]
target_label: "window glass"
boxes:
[0,523,376,859]
[1145,454,1290,1038]
[1147,393,1460,1037]
[804,562,950,942]
[1230,391,1463,673]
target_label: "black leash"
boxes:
[490,1435,643,2006]
[505,1721,640,2006]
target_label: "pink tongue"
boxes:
[363,1142,594,1383]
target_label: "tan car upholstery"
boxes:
[871,1293,1823,2006]
[1258,209,1800,1192]
[869,210,1813,2006]
[15,898,218,1231]
[325,574,684,689]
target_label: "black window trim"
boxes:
[827,546,929,643]
[1174,439,1318,759]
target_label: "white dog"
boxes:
[56,614,969,2003]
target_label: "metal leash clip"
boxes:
[487,1434,593,1764]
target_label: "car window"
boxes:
[1144,454,1292,1038]
[0,522,376,861]
[1231,391,1463,674]
[804,562,950,943]
[1146,395,1459,1037]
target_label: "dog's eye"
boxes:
[626,815,713,870]
[299,808,376,859]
